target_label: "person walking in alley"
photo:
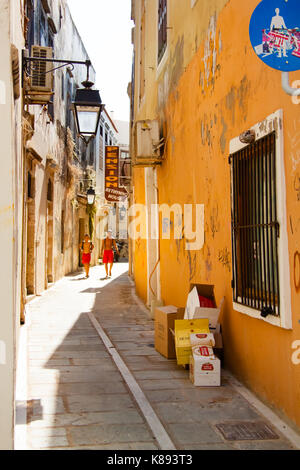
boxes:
[80,234,94,278]
[100,230,119,279]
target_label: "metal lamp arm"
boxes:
[22,51,93,86]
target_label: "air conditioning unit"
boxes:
[134,119,164,166]
[25,45,54,104]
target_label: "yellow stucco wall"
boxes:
[131,167,148,302]
[131,0,300,427]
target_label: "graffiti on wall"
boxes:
[210,205,220,239]
[290,215,300,235]
[218,247,231,272]
[294,173,300,201]
[294,251,300,293]
[187,250,197,282]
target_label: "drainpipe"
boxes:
[148,173,161,300]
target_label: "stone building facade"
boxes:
[0,0,24,450]
[21,0,110,302]
[0,0,116,448]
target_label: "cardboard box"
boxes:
[189,346,221,387]
[190,332,215,347]
[154,306,184,359]
[214,332,223,349]
[184,284,223,327]
[213,332,223,362]
[175,319,210,365]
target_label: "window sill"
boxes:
[233,302,291,329]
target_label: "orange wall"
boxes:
[132,167,148,303]
[132,0,300,427]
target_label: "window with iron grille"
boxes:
[230,132,280,318]
[158,0,167,63]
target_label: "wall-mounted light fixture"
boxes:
[22,54,104,142]
[87,187,96,205]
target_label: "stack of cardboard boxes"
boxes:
[154,284,224,387]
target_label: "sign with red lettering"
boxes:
[105,187,128,202]
[105,146,119,192]
[105,146,129,202]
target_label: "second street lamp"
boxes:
[87,187,96,205]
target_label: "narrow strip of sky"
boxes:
[67,0,133,121]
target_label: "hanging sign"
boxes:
[105,187,128,203]
[105,145,119,191]
[249,0,300,72]
[105,145,128,202]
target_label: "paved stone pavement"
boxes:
[18,263,298,450]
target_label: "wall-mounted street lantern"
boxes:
[87,187,96,205]
[72,62,105,144]
[22,54,105,142]
[72,86,104,145]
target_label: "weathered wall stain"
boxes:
[200,14,223,93]
[169,35,185,93]
[225,76,250,130]
[210,205,221,238]
[205,246,212,280]
[226,87,236,125]
[187,250,197,281]
[201,114,213,147]
[237,76,250,121]
[220,116,228,154]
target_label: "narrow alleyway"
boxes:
[16,264,299,450]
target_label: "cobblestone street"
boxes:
[15,264,299,450]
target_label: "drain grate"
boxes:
[215,421,279,441]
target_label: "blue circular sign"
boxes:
[249,0,300,72]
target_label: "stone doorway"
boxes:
[26,170,35,296]
[46,178,54,284]
[78,218,85,267]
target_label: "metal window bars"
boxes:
[230,132,280,318]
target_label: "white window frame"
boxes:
[156,0,169,77]
[230,109,292,330]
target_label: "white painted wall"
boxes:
[0,0,24,450]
